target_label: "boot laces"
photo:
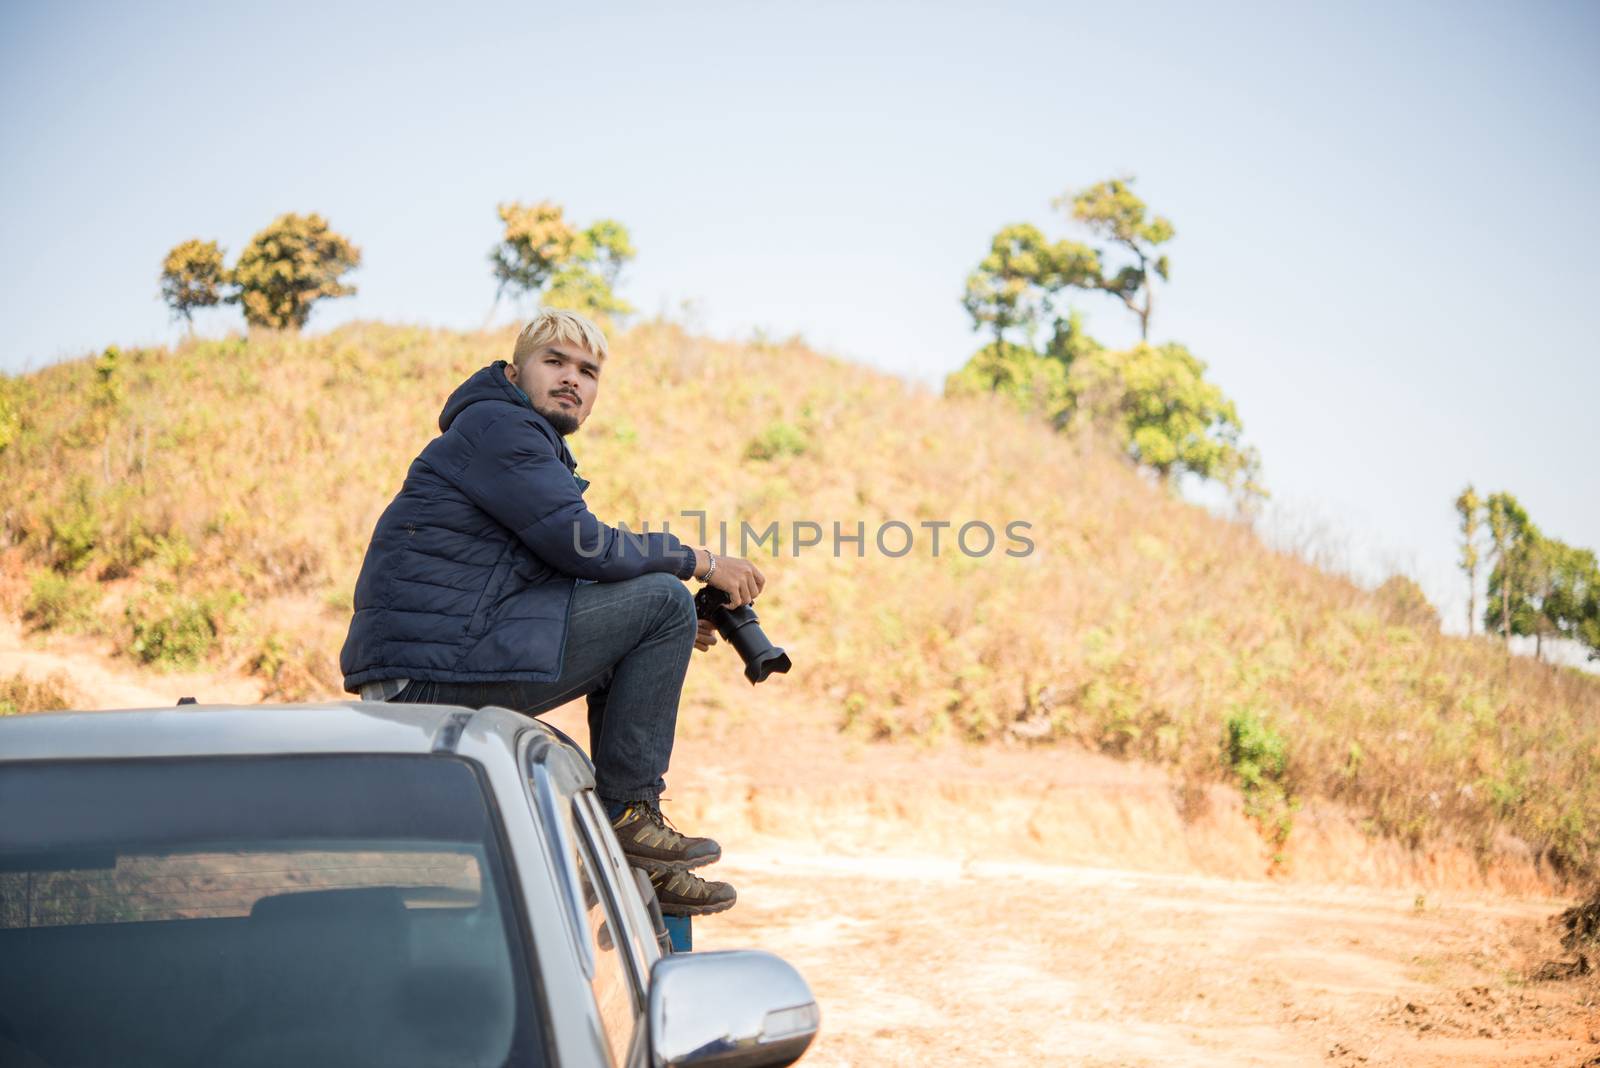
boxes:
[638,798,683,837]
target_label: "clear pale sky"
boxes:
[2,1,1596,639]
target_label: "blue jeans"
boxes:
[390,572,697,808]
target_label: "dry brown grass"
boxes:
[0,670,75,715]
[1,322,1597,877]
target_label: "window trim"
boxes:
[571,793,658,999]
[519,732,596,981]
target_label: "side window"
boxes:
[574,834,637,1068]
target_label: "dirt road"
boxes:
[698,848,1593,1066]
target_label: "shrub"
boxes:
[1222,707,1297,856]
[43,482,100,573]
[100,528,189,581]
[1375,574,1439,630]
[22,571,99,632]
[1223,707,1286,789]
[125,589,242,667]
[744,421,809,462]
[0,378,18,455]
[0,672,75,716]
[93,347,125,410]
[248,632,336,701]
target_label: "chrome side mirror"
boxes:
[648,950,819,1068]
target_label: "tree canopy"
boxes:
[1055,177,1175,341]
[944,340,1072,425]
[1479,490,1600,660]
[951,178,1256,493]
[231,214,361,331]
[1455,485,1482,634]
[159,239,227,327]
[489,201,634,320]
[1066,341,1257,489]
[961,224,1098,351]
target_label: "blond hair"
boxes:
[512,308,609,367]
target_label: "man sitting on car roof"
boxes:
[340,308,764,916]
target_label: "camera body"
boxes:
[693,586,792,685]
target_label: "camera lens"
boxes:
[694,587,792,685]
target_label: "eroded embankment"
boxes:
[0,615,1570,902]
[612,714,1574,900]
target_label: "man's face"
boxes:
[506,341,601,435]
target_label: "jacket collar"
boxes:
[494,360,583,480]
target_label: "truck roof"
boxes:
[0,702,511,761]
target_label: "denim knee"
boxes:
[636,571,696,632]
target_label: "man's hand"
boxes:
[693,617,718,653]
[699,551,765,608]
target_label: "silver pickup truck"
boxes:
[0,702,820,1068]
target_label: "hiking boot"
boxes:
[610,801,722,872]
[650,868,737,916]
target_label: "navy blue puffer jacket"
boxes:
[340,361,696,691]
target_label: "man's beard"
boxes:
[534,398,580,436]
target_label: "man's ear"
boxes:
[504,360,519,385]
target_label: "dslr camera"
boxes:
[693,586,791,684]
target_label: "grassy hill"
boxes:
[3,321,1598,880]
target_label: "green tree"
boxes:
[1455,485,1482,634]
[489,201,635,320]
[1481,492,1586,660]
[1043,306,1103,367]
[489,201,576,301]
[1483,491,1532,647]
[569,217,634,293]
[159,239,228,330]
[1054,177,1175,341]
[231,213,361,331]
[961,224,1098,353]
[1576,606,1600,662]
[1568,562,1600,661]
[1065,341,1259,491]
[944,340,1072,424]
[953,185,1252,494]
[1523,537,1560,659]
[1534,538,1600,661]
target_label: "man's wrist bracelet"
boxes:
[701,551,717,582]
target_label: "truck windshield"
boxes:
[0,754,546,1068]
